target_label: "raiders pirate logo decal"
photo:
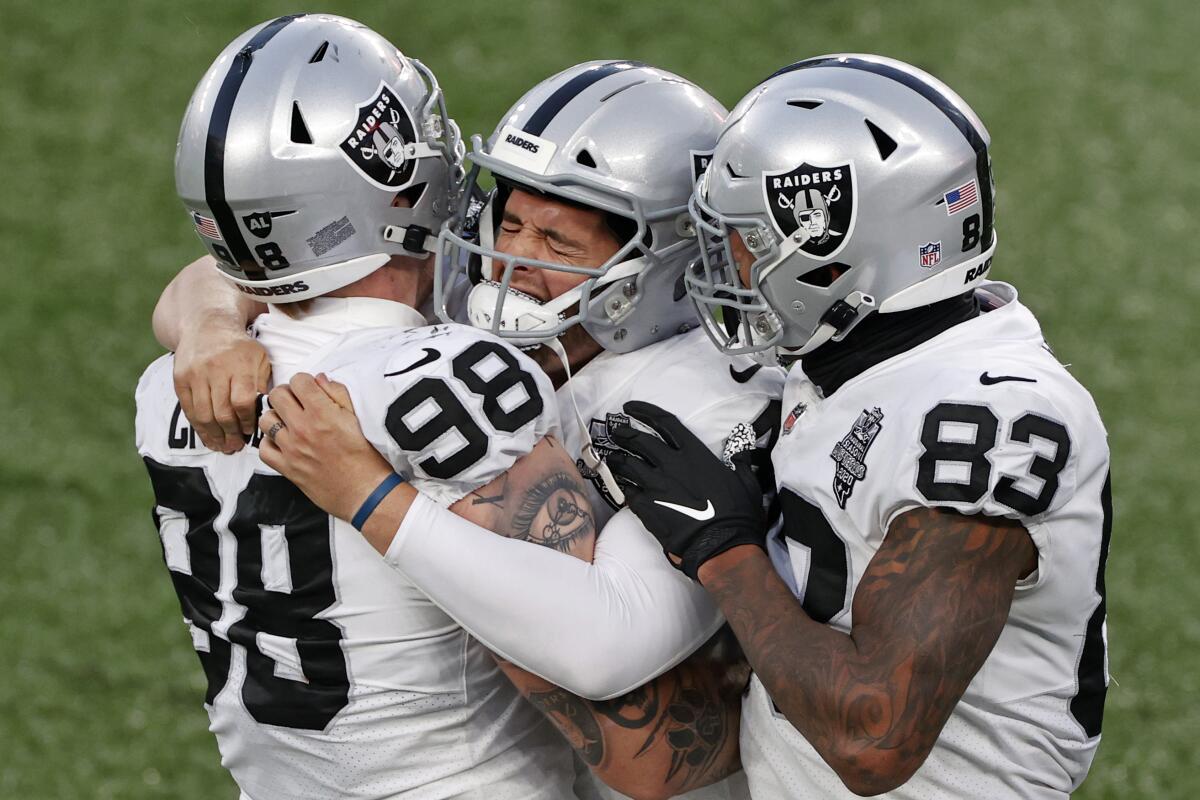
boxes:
[762,161,856,259]
[339,82,419,190]
[577,412,631,510]
[690,149,714,186]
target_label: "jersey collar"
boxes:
[797,282,1035,397]
[270,296,427,330]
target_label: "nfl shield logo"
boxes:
[919,241,942,268]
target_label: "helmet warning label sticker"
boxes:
[491,125,558,175]
[339,82,419,190]
[762,161,856,260]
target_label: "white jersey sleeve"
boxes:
[387,498,723,700]
[311,323,561,506]
[864,352,1104,585]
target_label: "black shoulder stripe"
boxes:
[522,60,646,137]
[204,14,305,280]
[765,56,993,249]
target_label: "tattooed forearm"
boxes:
[450,436,596,562]
[508,471,594,553]
[700,508,1033,794]
[526,686,605,766]
[499,647,742,797]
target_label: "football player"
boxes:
[138,15,599,799]
[157,61,784,799]
[606,55,1112,798]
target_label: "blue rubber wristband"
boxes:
[351,473,404,531]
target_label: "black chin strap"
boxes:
[800,292,980,396]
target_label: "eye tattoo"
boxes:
[510,472,594,552]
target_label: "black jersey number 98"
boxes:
[385,341,544,480]
[143,461,349,730]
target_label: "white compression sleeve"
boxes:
[384,493,724,700]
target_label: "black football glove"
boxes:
[606,401,767,580]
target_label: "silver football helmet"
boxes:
[688,54,998,357]
[175,14,463,303]
[433,61,726,353]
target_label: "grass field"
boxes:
[1,1,1196,797]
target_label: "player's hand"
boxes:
[173,321,270,454]
[258,373,394,522]
[606,401,767,581]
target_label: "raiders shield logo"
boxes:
[243,211,272,239]
[576,412,631,510]
[690,149,714,186]
[762,161,856,259]
[339,82,419,190]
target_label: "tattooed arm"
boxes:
[697,508,1036,796]
[258,372,595,562]
[261,373,720,701]
[448,440,596,562]
[499,634,745,800]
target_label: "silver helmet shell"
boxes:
[434,61,726,353]
[175,14,463,303]
[688,54,997,357]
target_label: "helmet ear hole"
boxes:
[796,262,851,288]
[290,102,314,144]
[392,183,427,208]
[576,149,598,168]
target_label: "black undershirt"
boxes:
[798,292,981,396]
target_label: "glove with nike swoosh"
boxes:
[607,401,767,581]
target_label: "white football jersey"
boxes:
[135,298,577,800]
[559,328,783,800]
[742,284,1111,799]
[561,327,786,529]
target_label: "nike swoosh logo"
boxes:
[730,363,763,384]
[385,348,441,377]
[653,499,716,520]
[979,372,1037,385]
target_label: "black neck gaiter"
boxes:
[799,292,980,396]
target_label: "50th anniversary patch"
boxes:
[763,161,857,259]
[339,82,419,190]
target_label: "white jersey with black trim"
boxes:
[559,327,783,800]
[560,327,786,529]
[742,284,1111,799]
[135,297,577,800]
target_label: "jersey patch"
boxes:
[829,407,884,508]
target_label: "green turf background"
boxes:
[1,0,1196,797]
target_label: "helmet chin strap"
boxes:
[788,290,877,357]
[543,336,626,507]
